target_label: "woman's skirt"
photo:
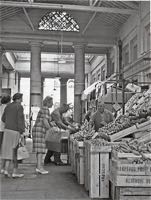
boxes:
[32,126,46,153]
[1,129,20,160]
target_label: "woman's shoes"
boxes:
[12,173,24,178]
[4,170,11,178]
[54,161,64,166]
[36,168,49,174]
[0,169,5,174]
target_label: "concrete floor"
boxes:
[1,139,111,200]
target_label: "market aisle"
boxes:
[1,139,110,200]
[1,153,89,200]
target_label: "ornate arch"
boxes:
[38,11,79,32]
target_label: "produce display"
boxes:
[73,89,151,142]
[112,137,151,161]
[96,89,151,139]
[72,120,95,141]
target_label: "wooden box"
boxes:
[84,141,111,198]
[69,137,77,174]
[111,158,151,176]
[84,140,89,191]
[75,141,85,185]
[110,152,151,187]
[110,120,151,142]
[111,184,151,200]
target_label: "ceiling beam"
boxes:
[119,1,139,10]
[89,0,93,6]
[92,0,99,7]
[23,7,35,31]
[0,1,138,15]
[82,1,102,35]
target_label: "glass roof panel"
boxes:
[38,11,79,32]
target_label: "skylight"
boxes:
[38,11,79,32]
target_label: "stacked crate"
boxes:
[69,136,77,174]
[74,140,85,185]
[84,140,111,198]
[110,151,151,200]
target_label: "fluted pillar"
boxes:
[73,43,85,123]
[60,78,68,105]
[0,46,3,99]
[30,42,42,108]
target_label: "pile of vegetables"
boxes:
[73,120,96,141]
[95,91,151,140]
[112,138,151,160]
[73,89,151,142]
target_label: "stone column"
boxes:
[60,78,68,105]
[30,42,42,108]
[106,50,110,78]
[73,43,85,123]
[18,74,21,92]
[41,77,44,101]
[0,46,3,99]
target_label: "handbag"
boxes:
[17,145,29,160]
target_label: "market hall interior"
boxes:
[0,0,151,200]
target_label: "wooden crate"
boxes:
[84,141,111,198]
[111,159,151,176]
[110,120,151,142]
[75,141,85,185]
[84,140,89,191]
[110,170,151,187]
[112,151,151,160]
[110,152,151,188]
[111,184,151,200]
[69,137,77,174]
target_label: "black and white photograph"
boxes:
[0,0,151,199]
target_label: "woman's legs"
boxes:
[44,150,54,164]
[12,146,18,174]
[4,159,11,177]
[36,153,48,174]
[12,145,24,177]
[36,152,43,169]
[0,159,5,172]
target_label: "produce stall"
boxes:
[70,88,151,199]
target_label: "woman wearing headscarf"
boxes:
[32,96,53,174]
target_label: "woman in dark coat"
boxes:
[1,93,25,178]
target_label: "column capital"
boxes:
[60,78,68,84]
[29,41,43,47]
[72,42,87,49]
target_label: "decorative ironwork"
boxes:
[38,11,79,32]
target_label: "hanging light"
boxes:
[58,32,66,64]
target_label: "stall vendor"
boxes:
[89,100,114,132]
[44,103,77,166]
[84,104,95,122]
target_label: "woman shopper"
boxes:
[44,103,76,166]
[32,96,53,174]
[0,95,11,173]
[1,93,25,178]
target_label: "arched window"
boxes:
[38,11,79,32]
